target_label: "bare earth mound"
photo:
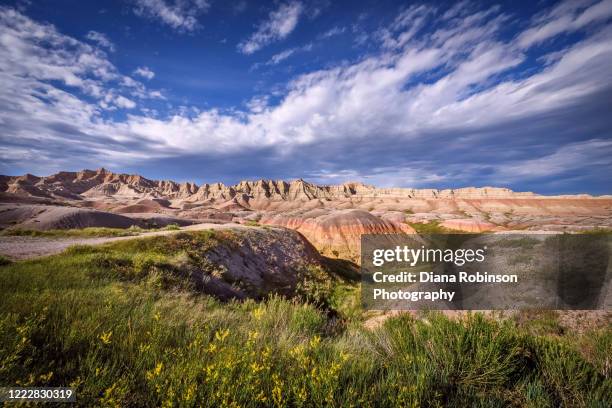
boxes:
[261,209,416,261]
[197,227,321,299]
[0,204,141,230]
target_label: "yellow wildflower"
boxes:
[146,362,163,380]
[99,331,112,345]
[215,328,230,342]
[309,335,321,349]
[252,307,264,320]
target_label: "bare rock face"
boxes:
[260,209,416,261]
[198,227,321,299]
[1,168,608,204]
[1,169,611,239]
[0,169,535,202]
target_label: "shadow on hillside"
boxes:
[321,256,360,282]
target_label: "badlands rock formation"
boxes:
[1,168,611,258]
[260,209,417,261]
[3,168,597,202]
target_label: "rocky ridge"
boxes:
[1,169,611,260]
[1,168,606,202]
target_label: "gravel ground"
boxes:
[0,223,255,260]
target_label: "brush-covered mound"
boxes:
[63,228,321,300]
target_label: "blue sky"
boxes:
[0,0,611,194]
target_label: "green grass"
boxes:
[406,220,456,234]
[0,224,183,238]
[514,310,565,336]
[0,227,140,238]
[0,232,610,407]
[580,227,612,234]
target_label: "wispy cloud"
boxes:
[238,2,303,54]
[85,30,115,52]
[113,95,137,109]
[134,66,155,80]
[0,4,160,166]
[495,139,612,180]
[255,43,313,68]
[518,0,612,48]
[319,26,345,39]
[131,0,210,32]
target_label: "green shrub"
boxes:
[0,255,11,266]
[295,264,335,309]
[406,220,455,234]
[162,223,181,231]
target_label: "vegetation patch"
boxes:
[406,220,455,234]
[0,224,184,238]
[0,232,610,406]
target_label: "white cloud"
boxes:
[85,30,115,51]
[117,0,612,161]
[0,7,119,98]
[0,6,159,122]
[1,1,612,190]
[517,0,612,48]
[495,139,612,180]
[238,2,303,54]
[246,95,269,113]
[263,43,312,66]
[134,66,155,79]
[378,4,433,49]
[114,95,137,109]
[132,0,210,32]
[319,26,345,39]
[270,48,296,64]
[148,90,164,99]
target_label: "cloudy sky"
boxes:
[0,0,611,194]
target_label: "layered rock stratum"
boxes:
[1,168,611,259]
[4,168,606,202]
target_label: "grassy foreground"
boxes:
[0,231,610,407]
